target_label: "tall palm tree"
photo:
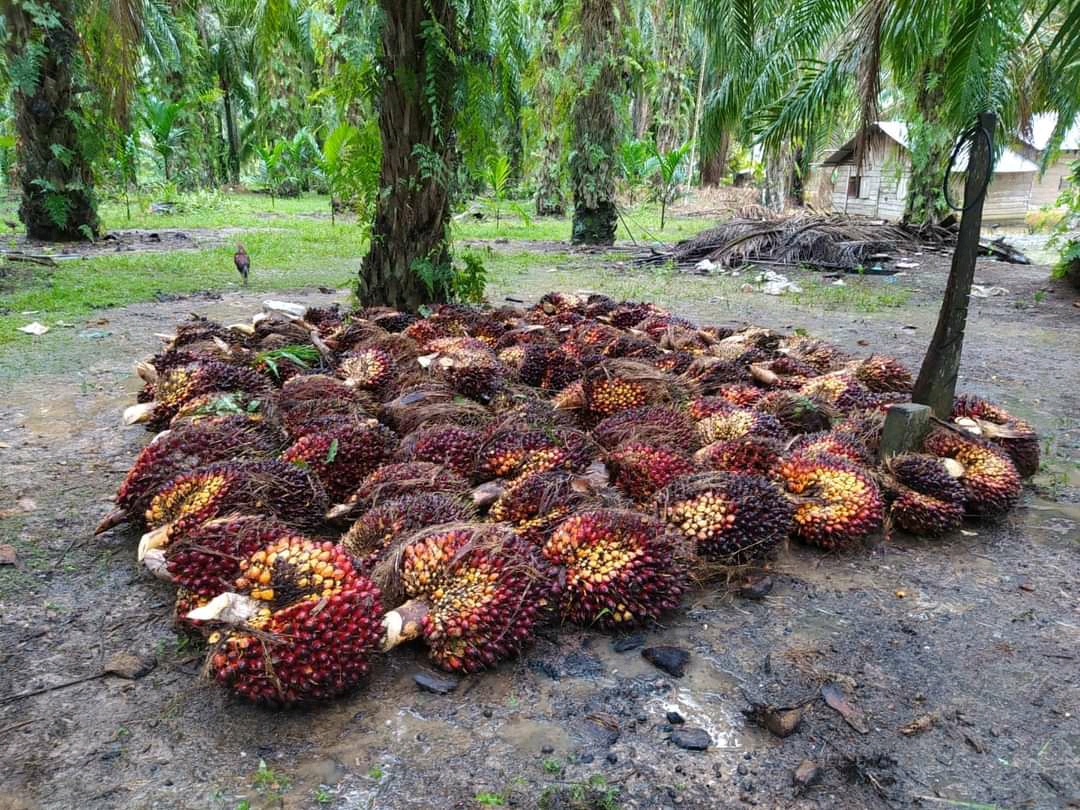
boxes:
[569,0,627,245]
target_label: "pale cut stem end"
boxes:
[123,402,157,426]
[381,599,429,652]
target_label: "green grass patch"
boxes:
[782,275,912,312]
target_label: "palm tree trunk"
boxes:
[699,134,729,186]
[534,5,565,217]
[903,58,950,225]
[358,0,455,310]
[653,0,686,154]
[220,74,241,186]
[5,1,99,241]
[570,0,624,245]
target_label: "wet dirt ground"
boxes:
[0,250,1078,810]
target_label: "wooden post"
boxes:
[912,112,996,417]
[879,403,932,460]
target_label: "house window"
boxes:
[847,175,862,198]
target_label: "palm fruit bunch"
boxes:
[922,430,1022,517]
[798,373,881,414]
[606,442,695,501]
[788,431,871,465]
[400,424,485,477]
[679,357,749,394]
[97,416,286,534]
[685,396,736,421]
[338,347,396,392]
[852,355,914,393]
[473,428,592,482]
[125,360,271,431]
[487,471,594,545]
[580,360,680,418]
[281,421,398,501]
[755,391,835,434]
[951,395,1040,478]
[198,537,384,704]
[693,436,784,476]
[873,451,967,538]
[276,374,375,437]
[695,407,788,444]
[518,344,583,392]
[607,301,661,329]
[713,384,765,408]
[331,461,469,518]
[778,453,884,549]
[165,515,297,599]
[381,524,556,672]
[653,473,794,564]
[780,337,851,373]
[341,493,474,571]
[168,390,271,427]
[542,509,689,628]
[140,460,328,561]
[654,351,695,375]
[591,405,698,451]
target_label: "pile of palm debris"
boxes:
[635,213,1027,274]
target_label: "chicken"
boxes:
[234,244,250,286]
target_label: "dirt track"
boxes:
[0,253,1078,810]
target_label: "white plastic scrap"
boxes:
[758,270,802,295]
[18,321,49,336]
[695,258,716,272]
[262,300,307,319]
[970,285,1009,298]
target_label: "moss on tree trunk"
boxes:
[5,0,99,241]
[358,0,455,310]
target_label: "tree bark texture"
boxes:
[570,0,623,245]
[903,57,950,224]
[699,134,729,186]
[912,113,995,417]
[653,0,686,153]
[221,77,241,185]
[5,1,99,241]
[534,6,565,217]
[358,0,455,310]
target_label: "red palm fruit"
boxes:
[402,318,443,348]
[695,408,788,444]
[474,428,592,482]
[382,524,557,672]
[768,355,819,379]
[125,361,271,431]
[951,395,1039,478]
[166,515,297,598]
[538,291,588,315]
[788,431,872,465]
[922,430,1022,517]
[488,471,591,545]
[693,436,784,476]
[497,345,528,371]
[653,472,794,564]
[98,416,286,534]
[445,363,506,404]
[564,322,622,357]
[889,488,965,537]
[331,462,469,519]
[607,442,695,501]
[781,337,851,372]
[755,391,836,434]
[140,460,328,560]
[592,405,698,451]
[853,355,914,393]
[582,360,681,417]
[884,453,967,505]
[778,453,884,550]
[608,302,660,329]
[798,373,882,414]
[468,317,511,348]
[637,313,698,340]
[341,493,474,571]
[282,421,399,501]
[654,351,695,375]
[543,509,689,629]
[199,538,383,705]
[519,344,584,391]
[168,390,270,427]
[135,349,205,402]
[685,396,736,421]
[400,424,485,477]
[601,334,664,361]
[583,294,618,317]
[551,379,586,412]
[339,347,396,391]
[713,384,765,408]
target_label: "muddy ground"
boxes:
[0,249,1078,810]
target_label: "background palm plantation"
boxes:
[1,0,1079,296]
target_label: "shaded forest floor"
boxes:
[1,196,1078,810]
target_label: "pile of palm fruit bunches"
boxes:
[97,293,1036,706]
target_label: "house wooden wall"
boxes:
[826,135,908,219]
[983,172,1035,221]
[1029,151,1079,208]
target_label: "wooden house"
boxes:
[820,122,1039,223]
[1014,113,1080,209]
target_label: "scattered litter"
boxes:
[759,270,802,295]
[18,322,49,336]
[970,285,1009,298]
[262,300,307,319]
[831,279,847,287]
[822,682,869,734]
[695,258,716,272]
[894,261,919,269]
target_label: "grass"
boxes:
[0,191,717,350]
[782,273,913,312]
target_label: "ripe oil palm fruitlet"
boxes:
[104,295,1034,706]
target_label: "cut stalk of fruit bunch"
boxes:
[123,361,270,431]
